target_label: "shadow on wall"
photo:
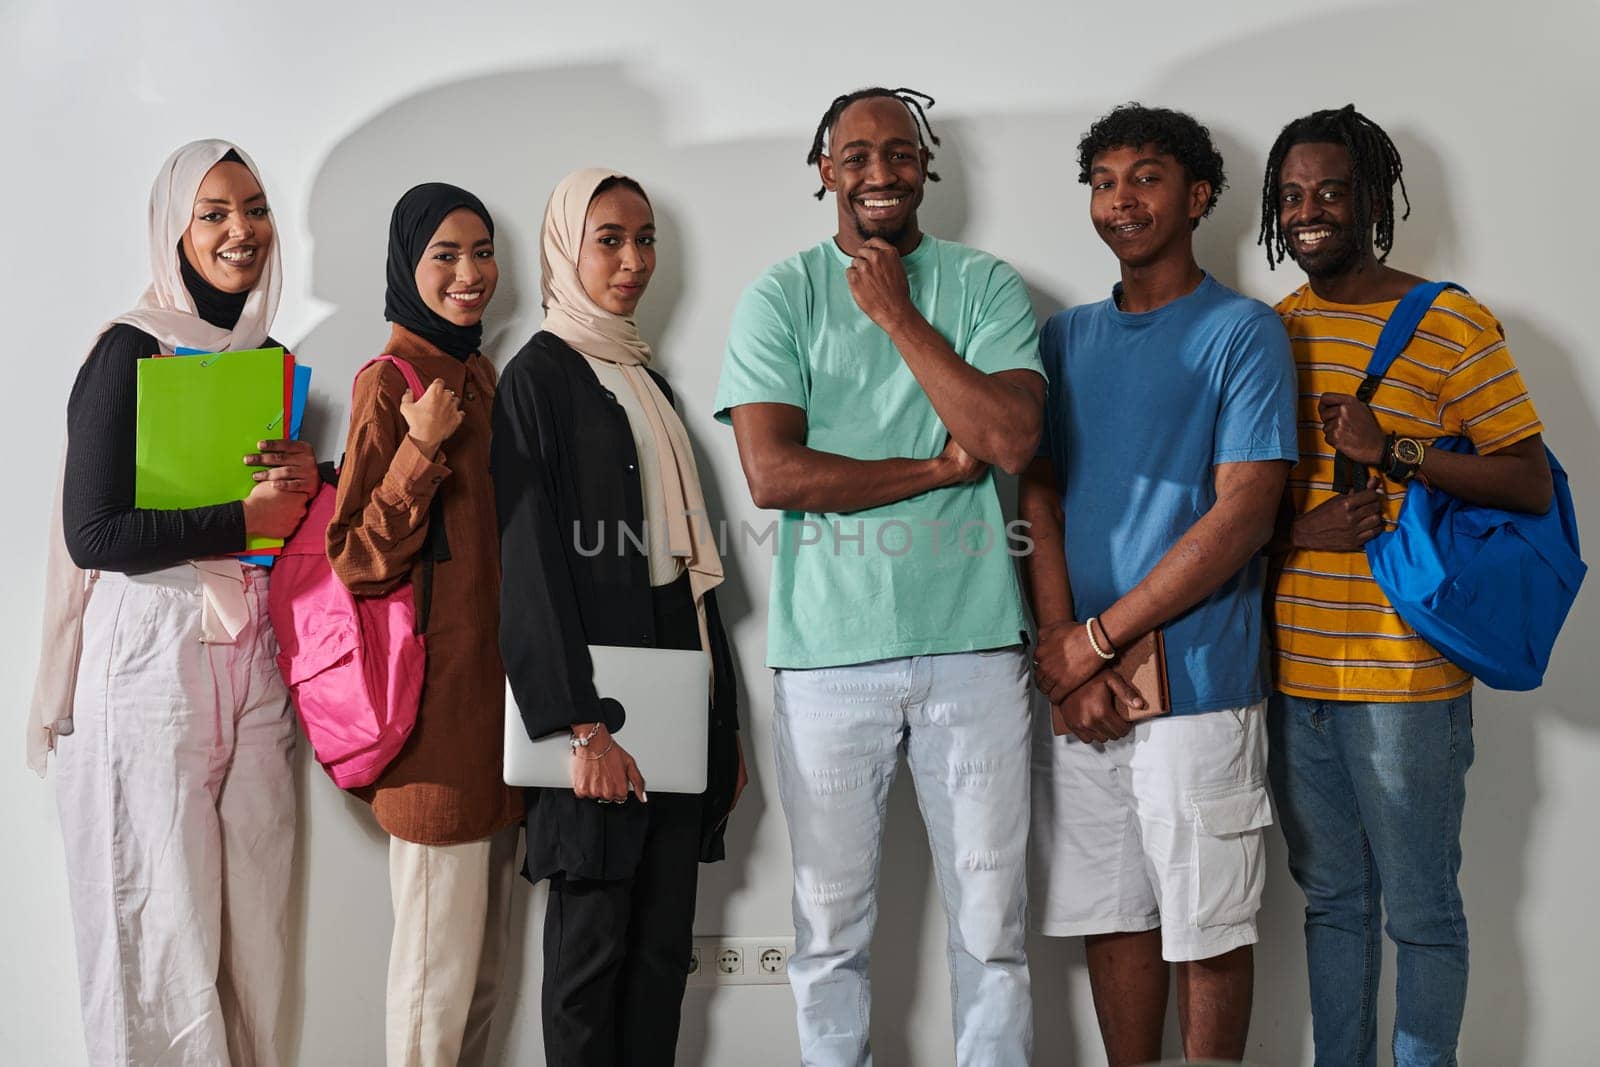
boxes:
[292,63,831,1063]
[289,64,1091,1063]
[283,5,1598,1058]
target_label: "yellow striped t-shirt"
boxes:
[1271,284,1543,701]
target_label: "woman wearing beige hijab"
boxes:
[493,168,745,1064]
[31,139,315,1065]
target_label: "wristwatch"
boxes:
[1382,434,1426,481]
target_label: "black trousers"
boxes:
[541,788,703,1066]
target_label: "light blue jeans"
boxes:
[1268,692,1475,1067]
[773,649,1032,1067]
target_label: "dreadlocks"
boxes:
[805,87,941,200]
[1258,104,1410,270]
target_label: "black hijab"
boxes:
[384,183,495,360]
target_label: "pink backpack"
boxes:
[268,356,431,789]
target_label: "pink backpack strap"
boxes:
[354,354,428,401]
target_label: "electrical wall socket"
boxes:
[687,936,795,986]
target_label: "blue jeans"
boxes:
[773,650,1032,1067]
[1268,692,1475,1067]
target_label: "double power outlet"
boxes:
[686,936,795,986]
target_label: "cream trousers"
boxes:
[387,826,519,1066]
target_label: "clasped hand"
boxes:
[1033,621,1113,704]
[570,724,647,805]
[1053,671,1149,745]
[401,379,465,458]
[242,438,317,539]
[1318,393,1386,466]
[845,239,915,331]
[1293,475,1384,551]
[1035,622,1149,745]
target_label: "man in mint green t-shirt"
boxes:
[714,87,1044,1067]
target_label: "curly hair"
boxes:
[1257,104,1409,270]
[806,87,941,200]
[1076,103,1227,225]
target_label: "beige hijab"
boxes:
[26,140,283,775]
[539,168,724,652]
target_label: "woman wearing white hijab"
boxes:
[30,139,315,1066]
[493,168,746,1064]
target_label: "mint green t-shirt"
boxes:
[714,235,1042,669]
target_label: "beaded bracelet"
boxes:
[1085,616,1117,660]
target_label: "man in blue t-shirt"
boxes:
[1020,104,1297,1064]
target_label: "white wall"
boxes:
[5,0,1597,1063]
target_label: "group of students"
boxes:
[26,85,1551,1067]
[32,148,742,1067]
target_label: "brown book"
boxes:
[1051,628,1170,736]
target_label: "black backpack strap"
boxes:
[415,495,452,634]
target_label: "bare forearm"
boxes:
[1100,473,1284,648]
[749,443,950,514]
[884,314,1042,473]
[1414,438,1552,513]
[1018,485,1075,629]
[1101,512,1270,648]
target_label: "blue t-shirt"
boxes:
[1039,274,1297,715]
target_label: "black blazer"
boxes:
[492,330,739,878]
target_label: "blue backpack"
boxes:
[1349,281,1585,691]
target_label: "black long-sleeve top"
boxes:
[63,262,271,572]
[492,330,739,877]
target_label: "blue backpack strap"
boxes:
[1333,281,1465,492]
[1355,281,1466,400]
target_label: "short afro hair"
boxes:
[1077,103,1227,225]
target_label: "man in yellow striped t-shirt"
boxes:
[1259,105,1554,1067]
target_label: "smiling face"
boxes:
[577,183,656,316]
[819,96,927,251]
[413,207,497,326]
[1087,144,1210,270]
[180,160,273,293]
[1276,141,1371,281]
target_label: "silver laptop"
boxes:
[504,645,711,794]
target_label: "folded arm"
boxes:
[728,401,982,514]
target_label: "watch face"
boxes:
[1396,438,1424,464]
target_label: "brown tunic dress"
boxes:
[327,324,521,845]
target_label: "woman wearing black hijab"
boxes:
[326,183,520,1066]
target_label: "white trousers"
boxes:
[55,565,296,1066]
[386,827,518,1067]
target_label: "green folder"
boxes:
[135,346,291,553]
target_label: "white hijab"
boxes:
[26,139,282,775]
[538,168,724,657]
